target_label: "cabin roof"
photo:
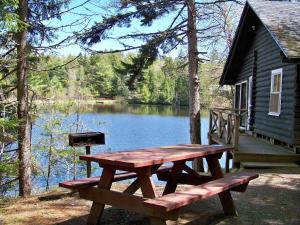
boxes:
[220,0,300,85]
[249,0,300,59]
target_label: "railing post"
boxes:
[225,114,231,144]
[208,110,213,144]
[86,146,91,178]
[233,115,240,169]
[209,110,212,134]
[233,115,240,150]
[217,112,222,138]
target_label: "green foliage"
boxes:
[28,56,68,98]
[0,156,18,177]
[32,104,88,190]
[0,0,25,33]
[25,52,226,107]
[0,117,18,132]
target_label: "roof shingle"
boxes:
[248,0,300,59]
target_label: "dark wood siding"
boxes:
[294,65,300,145]
[234,21,297,145]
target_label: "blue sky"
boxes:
[48,0,243,58]
[50,0,181,56]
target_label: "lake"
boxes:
[29,104,227,193]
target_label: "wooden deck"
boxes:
[208,108,300,169]
[210,133,300,168]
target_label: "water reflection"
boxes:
[30,104,213,193]
[75,104,190,117]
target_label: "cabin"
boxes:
[209,0,300,169]
[221,0,300,146]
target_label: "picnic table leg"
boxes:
[163,160,186,195]
[137,167,178,225]
[87,166,116,225]
[123,178,140,195]
[137,167,158,198]
[206,156,238,216]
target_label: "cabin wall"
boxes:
[294,65,300,146]
[234,22,297,145]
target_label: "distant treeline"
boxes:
[27,52,231,107]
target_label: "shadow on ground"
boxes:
[56,168,300,225]
[1,168,300,225]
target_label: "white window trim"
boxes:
[234,80,248,129]
[247,76,253,130]
[268,68,282,117]
[234,80,247,110]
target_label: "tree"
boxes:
[78,0,239,170]
[14,0,77,196]
[16,0,31,197]
[2,0,108,196]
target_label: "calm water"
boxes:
[29,104,227,193]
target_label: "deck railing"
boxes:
[208,108,247,150]
[208,108,247,172]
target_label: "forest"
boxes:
[27,52,230,106]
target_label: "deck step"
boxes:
[241,162,300,169]
[235,153,300,164]
[144,172,258,212]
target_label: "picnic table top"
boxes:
[79,144,233,168]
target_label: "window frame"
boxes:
[234,80,248,127]
[268,68,283,116]
[234,80,248,110]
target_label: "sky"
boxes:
[47,0,243,58]
[49,0,182,57]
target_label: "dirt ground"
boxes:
[0,167,300,225]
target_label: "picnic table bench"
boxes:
[59,144,258,225]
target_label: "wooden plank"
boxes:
[241,162,299,169]
[235,153,300,163]
[163,160,186,195]
[123,179,140,195]
[59,165,172,190]
[86,146,91,178]
[136,166,179,225]
[79,145,233,169]
[87,166,115,225]
[79,187,179,221]
[59,172,136,190]
[59,176,101,190]
[137,167,158,198]
[144,172,258,212]
[233,115,240,150]
[206,156,237,216]
[210,133,300,164]
[157,164,213,185]
[157,171,213,185]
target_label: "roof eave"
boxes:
[219,3,250,86]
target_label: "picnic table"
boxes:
[59,144,258,225]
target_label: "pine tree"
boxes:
[15,0,71,196]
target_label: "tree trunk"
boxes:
[46,133,53,191]
[17,0,32,196]
[187,0,204,171]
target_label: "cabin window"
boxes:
[269,68,282,116]
[235,81,247,127]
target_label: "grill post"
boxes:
[69,132,105,178]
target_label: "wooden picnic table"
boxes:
[59,144,258,225]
